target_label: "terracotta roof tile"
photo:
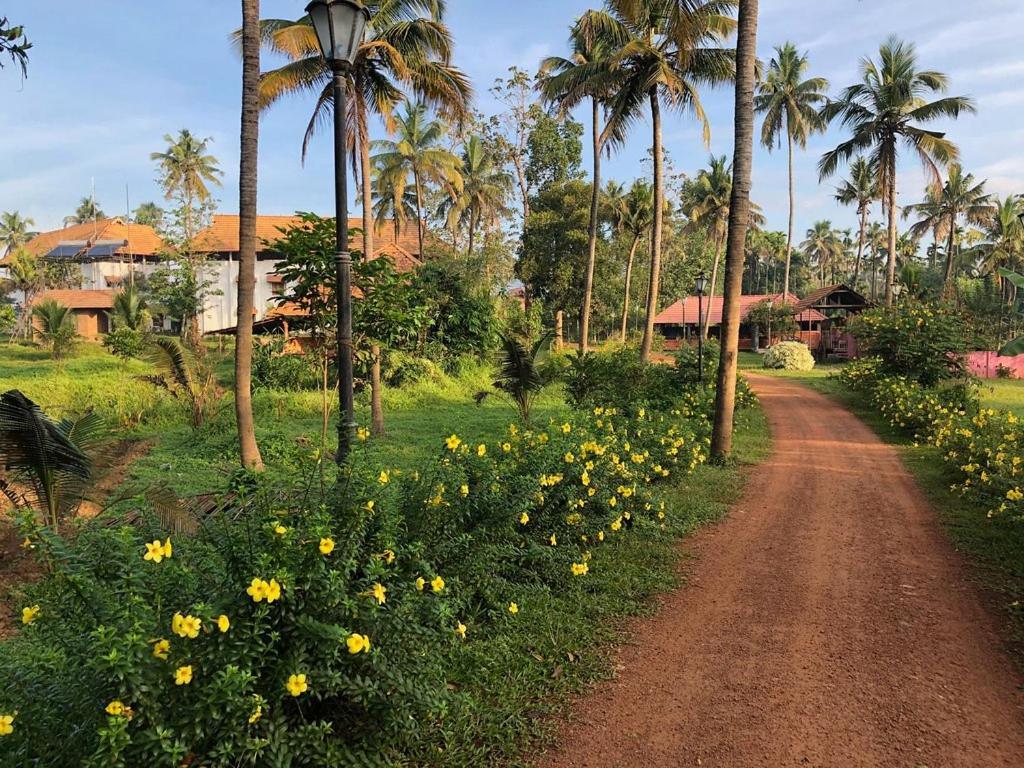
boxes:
[33,289,117,310]
[18,219,164,260]
[654,293,826,326]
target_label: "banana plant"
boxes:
[997,268,1024,355]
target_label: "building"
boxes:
[9,215,422,337]
[32,289,117,340]
[653,292,826,351]
[792,284,872,358]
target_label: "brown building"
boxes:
[32,289,117,340]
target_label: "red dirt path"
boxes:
[538,375,1024,768]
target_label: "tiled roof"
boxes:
[654,293,826,326]
[15,219,164,261]
[794,283,870,312]
[372,242,422,274]
[197,215,422,258]
[33,289,117,310]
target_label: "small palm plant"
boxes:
[145,336,219,428]
[476,333,553,424]
[31,298,77,359]
[110,284,149,331]
[0,390,104,532]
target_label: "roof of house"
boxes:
[33,289,117,310]
[794,283,871,312]
[7,219,165,264]
[196,214,423,258]
[654,293,826,326]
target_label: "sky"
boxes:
[2,0,1024,241]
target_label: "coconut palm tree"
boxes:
[0,210,35,254]
[248,2,471,274]
[540,12,621,352]
[976,196,1024,295]
[438,135,512,255]
[615,180,654,340]
[578,0,737,361]
[150,130,222,245]
[819,36,975,305]
[110,285,149,331]
[132,202,164,230]
[834,156,876,285]
[236,0,264,472]
[63,197,105,228]
[935,164,994,290]
[374,168,420,243]
[31,299,77,359]
[371,102,463,257]
[755,42,828,297]
[801,221,846,287]
[904,183,947,268]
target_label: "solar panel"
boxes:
[44,239,128,261]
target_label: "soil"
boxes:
[538,375,1024,768]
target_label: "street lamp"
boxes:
[306,0,370,465]
[694,273,709,384]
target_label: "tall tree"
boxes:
[372,102,463,257]
[150,130,222,246]
[0,211,35,255]
[579,0,736,361]
[711,0,758,460]
[235,0,264,472]
[132,202,165,230]
[438,135,512,255]
[819,36,974,305]
[834,156,876,284]
[614,180,654,340]
[755,42,828,297]
[541,13,620,352]
[801,220,846,287]
[977,195,1024,294]
[63,197,105,228]
[937,164,994,291]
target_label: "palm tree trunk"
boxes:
[852,207,867,284]
[360,119,385,438]
[711,0,758,460]
[234,0,264,471]
[620,235,640,341]
[783,129,795,296]
[413,169,425,257]
[468,208,476,255]
[703,234,723,340]
[580,97,601,354]
[943,219,957,294]
[640,89,664,362]
[885,164,897,306]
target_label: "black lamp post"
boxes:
[694,272,709,383]
[305,0,370,465]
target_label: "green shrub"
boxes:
[102,327,147,361]
[674,342,719,385]
[251,338,318,392]
[381,351,440,388]
[563,345,677,413]
[0,304,15,337]
[762,341,815,371]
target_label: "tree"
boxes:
[755,42,828,296]
[31,299,77,360]
[236,0,264,472]
[438,135,512,255]
[476,333,552,424]
[801,221,846,287]
[0,17,30,76]
[372,102,463,257]
[614,180,654,340]
[580,0,737,361]
[490,67,540,226]
[5,248,41,338]
[819,36,975,306]
[977,196,1024,296]
[0,211,35,255]
[541,12,621,352]
[711,0,758,461]
[110,285,149,331]
[132,202,165,230]
[932,164,993,291]
[834,156,876,284]
[63,197,105,228]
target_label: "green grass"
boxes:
[779,372,1024,668]
[738,350,844,378]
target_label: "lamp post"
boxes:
[694,272,709,384]
[766,298,774,348]
[306,0,370,466]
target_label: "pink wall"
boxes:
[965,351,1024,379]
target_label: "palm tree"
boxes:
[31,299,77,359]
[801,221,846,287]
[0,210,35,254]
[863,220,887,300]
[904,183,947,268]
[578,0,737,361]
[6,248,40,338]
[540,13,621,352]
[132,202,165,230]
[249,2,471,277]
[615,180,654,340]
[236,0,264,472]
[681,155,764,337]
[977,196,1024,295]
[819,36,975,305]
[63,196,105,228]
[110,285,149,331]
[438,135,512,255]
[711,0,758,460]
[834,157,877,285]
[371,102,463,257]
[755,42,828,297]
[150,130,222,245]
[935,164,994,290]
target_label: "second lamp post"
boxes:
[305,0,370,465]
[694,272,709,383]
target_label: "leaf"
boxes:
[998,267,1024,290]
[999,336,1024,356]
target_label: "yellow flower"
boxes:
[415,577,426,591]
[217,615,230,633]
[519,512,529,525]
[273,523,288,536]
[381,548,396,564]
[508,602,519,615]
[561,423,572,434]
[455,622,467,640]
[21,605,40,625]
[598,530,605,542]
[1007,488,1023,501]
[172,612,201,639]
[286,673,308,697]
[364,500,375,511]
[105,700,132,719]
[0,714,14,736]
[247,578,267,602]
[265,579,282,603]
[370,582,387,605]
[502,442,512,453]
[609,496,617,507]
[460,484,470,497]
[431,576,445,593]
[357,426,370,441]
[378,470,390,485]
[248,703,263,724]
[477,443,487,457]
[571,562,589,576]
[319,537,335,555]
[174,665,193,686]
[143,538,172,563]
[611,518,622,532]
[580,470,590,486]
[152,638,170,659]
[564,452,574,463]
[446,434,462,451]
[346,633,371,654]
[549,533,558,546]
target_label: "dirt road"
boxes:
[539,376,1024,768]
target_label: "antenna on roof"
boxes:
[126,184,134,288]
[91,177,98,240]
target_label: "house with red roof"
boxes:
[31,289,117,340]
